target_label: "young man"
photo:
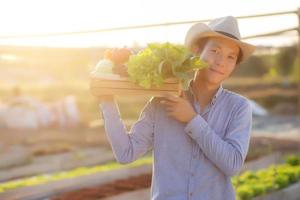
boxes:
[99,16,256,200]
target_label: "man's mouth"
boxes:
[209,68,224,75]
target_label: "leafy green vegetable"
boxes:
[0,156,152,193]
[1,154,299,199]
[286,154,300,166]
[127,42,208,90]
[234,155,300,200]
[236,185,254,200]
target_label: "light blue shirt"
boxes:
[99,80,252,200]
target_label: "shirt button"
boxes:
[191,172,195,176]
[189,192,193,196]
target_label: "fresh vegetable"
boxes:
[90,58,120,79]
[0,154,299,198]
[126,42,208,90]
[103,48,133,77]
[286,154,300,166]
[111,48,132,65]
[0,156,152,193]
[92,59,114,74]
[104,49,113,60]
[233,154,300,200]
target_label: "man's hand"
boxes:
[159,91,197,123]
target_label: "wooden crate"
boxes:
[90,76,180,97]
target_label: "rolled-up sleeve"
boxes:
[184,99,252,177]
[100,97,156,164]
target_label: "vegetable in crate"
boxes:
[126,42,208,90]
[104,48,133,77]
[91,47,132,78]
[92,59,114,74]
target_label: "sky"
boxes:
[0,0,298,47]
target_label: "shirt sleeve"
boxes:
[99,97,156,164]
[184,99,252,177]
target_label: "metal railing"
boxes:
[0,10,296,39]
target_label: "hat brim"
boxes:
[184,23,256,63]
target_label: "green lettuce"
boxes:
[127,42,208,90]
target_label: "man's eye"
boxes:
[211,49,217,53]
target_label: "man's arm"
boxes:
[99,97,156,164]
[184,100,252,177]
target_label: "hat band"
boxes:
[215,31,239,40]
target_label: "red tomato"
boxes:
[111,48,132,64]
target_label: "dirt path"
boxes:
[51,174,152,200]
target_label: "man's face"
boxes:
[198,37,240,85]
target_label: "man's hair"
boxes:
[194,37,243,65]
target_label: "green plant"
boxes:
[290,58,299,83]
[1,154,299,199]
[286,154,300,166]
[236,185,254,200]
[0,156,152,193]
[127,42,208,90]
[234,155,300,200]
[276,45,297,76]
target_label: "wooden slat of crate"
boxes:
[90,77,180,96]
[90,79,178,90]
[90,88,179,96]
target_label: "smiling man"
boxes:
[99,16,256,200]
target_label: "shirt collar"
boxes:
[187,80,223,106]
[211,84,223,105]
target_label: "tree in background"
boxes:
[276,45,297,77]
[291,57,299,83]
[233,55,269,77]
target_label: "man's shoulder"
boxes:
[148,96,160,106]
[222,89,251,109]
[143,96,163,112]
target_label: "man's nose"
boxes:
[215,54,225,68]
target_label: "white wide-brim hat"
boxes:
[184,16,256,63]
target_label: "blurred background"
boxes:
[0,0,299,199]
